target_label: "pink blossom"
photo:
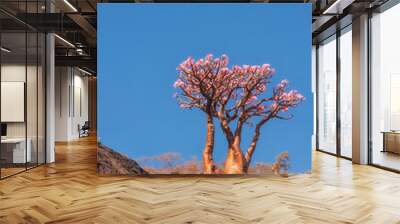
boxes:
[246,95,257,104]
[250,65,258,73]
[174,54,304,118]
[260,64,270,75]
[262,64,270,69]
[297,94,305,100]
[173,79,184,88]
[257,83,266,92]
[183,57,193,67]
[180,104,190,108]
[220,67,229,75]
[232,65,243,74]
[270,68,276,75]
[221,54,229,66]
[257,105,265,111]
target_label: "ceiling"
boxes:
[0,0,391,74]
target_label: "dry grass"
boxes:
[139,151,290,176]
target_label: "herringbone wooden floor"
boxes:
[1,136,400,224]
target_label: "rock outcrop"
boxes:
[97,144,147,175]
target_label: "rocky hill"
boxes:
[97,144,148,175]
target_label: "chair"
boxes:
[78,121,90,138]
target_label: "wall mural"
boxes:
[97,4,312,176]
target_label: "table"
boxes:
[1,138,31,163]
[382,131,400,154]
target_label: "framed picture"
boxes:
[98,4,312,176]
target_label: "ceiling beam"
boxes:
[67,13,97,46]
[322,0,355,14]
[55,55,96,72]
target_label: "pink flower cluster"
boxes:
[173,54,304,116]
[176,53,229,74]
[173,79,184,88]
[271,80,305,112]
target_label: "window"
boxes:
[0,1,47,179]
[317,35,337,154]
[339,26,352,158]
[316,25,353,159]
[370,3,400,171]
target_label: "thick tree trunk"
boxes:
[223,137,245,174]
[202,116,215,174]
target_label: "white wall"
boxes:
[1,65,40,137]
[1,82,25,122]
[1,65,27,140]
[55,66,69,141]
[72,73,89,138]
[55,67,89,141]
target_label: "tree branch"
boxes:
[244,107,279,169]
[217,109,234,145]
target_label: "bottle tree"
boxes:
[174,54,304,174]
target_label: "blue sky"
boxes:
[98,4,312,173]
